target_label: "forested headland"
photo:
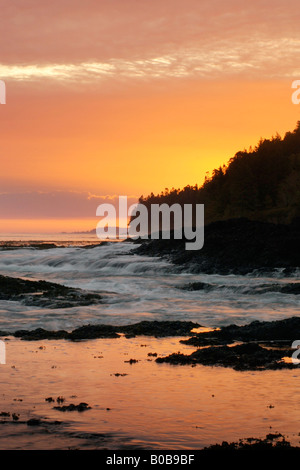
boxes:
[132,122,300,273]
[137,122,300,225]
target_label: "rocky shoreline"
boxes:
[1,316,299,371]
[179,280,300,295]
[201,433,300,454]
[0,274,103,308]
[156,316,300,371]
[132,217,300,275]
[0,320,200,341]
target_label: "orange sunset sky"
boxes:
[1,0,300,233]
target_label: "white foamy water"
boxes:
[0,239,299,331]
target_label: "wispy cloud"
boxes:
[1,36,299,84]
[2,0,300,86]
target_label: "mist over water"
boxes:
[0,239,298,331]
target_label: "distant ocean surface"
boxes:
[0,232,108,244]
[0,233,299,332]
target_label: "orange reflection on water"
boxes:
[0,335,299,450]
[191,327,220,334]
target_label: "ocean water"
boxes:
[0,236,299,450]
[0,237,299,331]
[1,335,300,450]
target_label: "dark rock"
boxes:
[118,320,200,337]
[180,316,300,346]
[156,317,300,371]
[26,418,62,426]
[133,218,300,275]
[0,242,58,250]
[68,324,120,340]
[14,328,69,341]
[124,358,139,364]
[0,331,9,337]
[27,418,41,426]
[178,281,300,296]
[203,433,295,453]
[180,282,215,291]
[0,274,102,309]
[156,341,294,371]
[3,320,199,341]
[53,402,91,412]
[266,433,283,441]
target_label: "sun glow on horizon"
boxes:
[1,1,300,233]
